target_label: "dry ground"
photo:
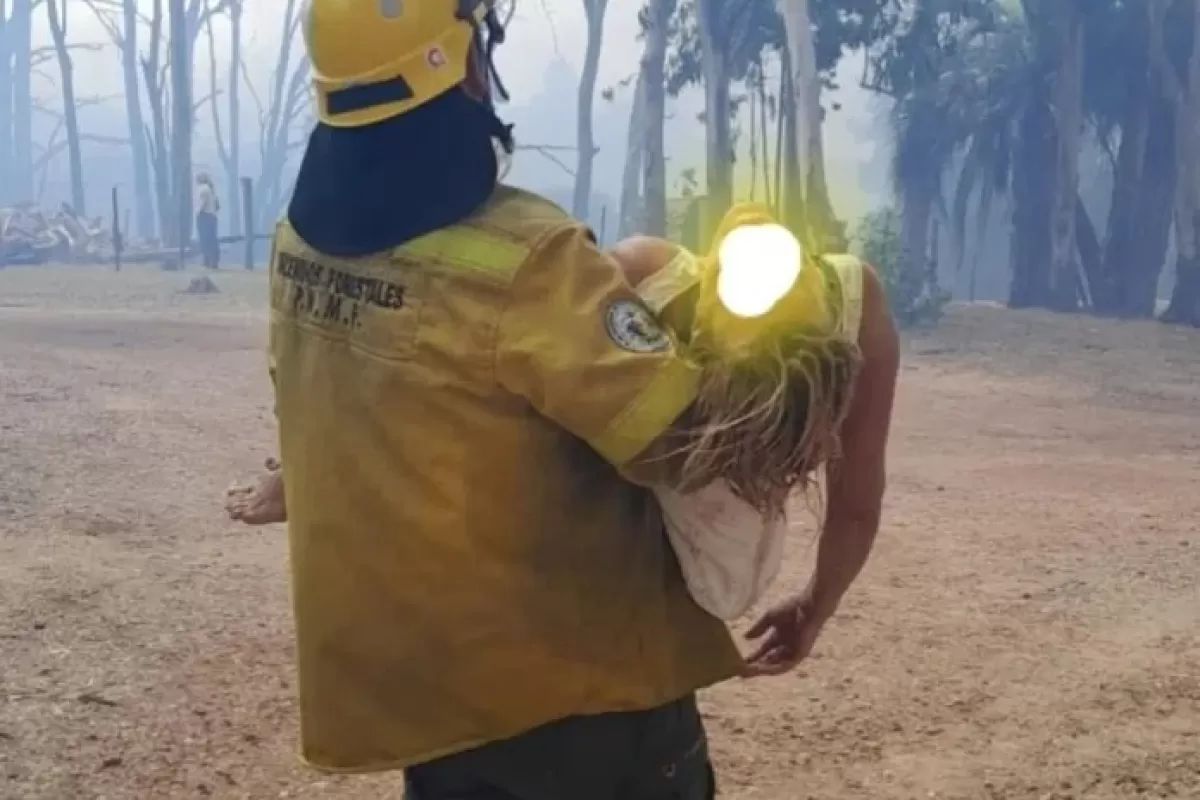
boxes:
[1,265,1198,800]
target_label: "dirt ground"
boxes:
[1,264,1198,800]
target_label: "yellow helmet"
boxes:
[303,0,497,128]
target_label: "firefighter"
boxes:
[226,1,898,797]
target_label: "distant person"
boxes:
[195,173,220,269]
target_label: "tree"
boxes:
[1089,0,1177,317]
[869,1,998,308]
[83,0,155,237]
[875,1,1130,312]
[203,0,248,236]
[124,0,229,244]
[0,0,11,201]
[779,0,833,247]
[745,52,774,205]
[618,70,647,238]
[694,0,734,239]
[573,0,609,221]
[140,0,173,240]
[1039,0,1087,310]
[7,0,33,203]
[665,0,883,245]
[225,0,243,236]
[45,0,85,215]
[660,0,781,246]
[169,0,192,248]
[244,0,310,232]
[639,0,676,237]
[872,0,1196,320]
[1147,0,1200,325]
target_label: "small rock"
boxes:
[181,276,220,295]
[78,692,119,708]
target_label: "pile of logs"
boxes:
[0,203,162,266]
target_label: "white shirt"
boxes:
[197,184,219,215]
[636,250,867,620]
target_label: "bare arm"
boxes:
[808,263,899,617]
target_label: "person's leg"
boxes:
[211,216,221,268]
[403,695,714,800]
[196,214,210,268]
[198,213,218,269]
[621,695,715,800]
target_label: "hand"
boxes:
[225,457,287,526]
[741,589,835,678]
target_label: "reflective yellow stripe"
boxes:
[635,251,703,313]
[592,356,701,466]
[402,227,529,274]
[823,254,865,338]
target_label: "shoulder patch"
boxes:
[605,299,671,354]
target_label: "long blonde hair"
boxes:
[675,321,861,519]
[663,206,863,518]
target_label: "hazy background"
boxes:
[24,0,889,242]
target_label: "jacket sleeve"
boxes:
[495,223,700,468]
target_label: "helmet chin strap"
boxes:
[469,9,514,154]
[482,8,509,103]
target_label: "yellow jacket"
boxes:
[267,186,742,773]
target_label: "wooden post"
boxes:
[178,178,188,270]
[928,217,940,291]
[241,177,254,270]
[111,186,122,272]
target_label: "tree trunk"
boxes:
[572,0,607,222]
[756,54,773,210]
[1167,251,1200,323]
[1128,93,1176,315]
[1008,95,1057,308]
[254,0,307,230]
[141,0,172,242]
[47,0,85,216]
[169,0,192,248]
[1155,0,1200,325]
[1046,0,1084,311]
[9,0,32,202]
[120,0,155,238]
[900,183,934,304]
[0,0,11,203]
[1097,2,1151,314]
[1075,193,1103,301]
[697,0,732,249]
[1101,107,1150,314]
[227,0,242,237]
[640,0,673,238]
[778,44,802,235]
[748,74,758,202]
[618,70,647,239]
[780,0,832,248]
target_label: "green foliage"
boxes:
[663,0,888,97]
[851,207,951,328]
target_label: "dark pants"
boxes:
[404,695,715,800]
[196,211,220,269]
